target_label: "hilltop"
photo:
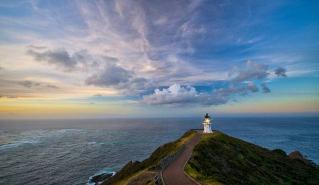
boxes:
[102,130,319,185]
[185,131,319,185]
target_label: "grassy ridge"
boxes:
[185,131,319,185]
[103,130,197,185]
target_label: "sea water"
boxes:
[0,117,318,185]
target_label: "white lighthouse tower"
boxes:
[202,113,212,133]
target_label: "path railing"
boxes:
[154,130,203,185]
[153,145,186,185]
[159,145,186,170]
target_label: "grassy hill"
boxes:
[102,130,197,185]
[185,131,319,185]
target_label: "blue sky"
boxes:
[0,0,318,118]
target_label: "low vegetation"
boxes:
[103,130,197,185]
[185,131,319,185]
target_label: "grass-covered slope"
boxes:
[103,130,197,185]
[185,131,319,185]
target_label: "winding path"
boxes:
[162,132,201,185]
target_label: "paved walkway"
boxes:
[162,133,201,185]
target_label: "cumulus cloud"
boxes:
[142,84,198,105]
[142,83,226,106]
[275,67,287,77]
[140,57,289,106]
[140,60,286,106]
[142,82,260,106]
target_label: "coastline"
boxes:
[102,130,319,185]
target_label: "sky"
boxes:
[0,0,318,118]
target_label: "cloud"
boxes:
[85,63,133,86]
[214,82,259,97]
[141,59,284,106]
[275,67,287,77]
[27,45,123,73]
[153,16,167,26]
[0,95,18,99]
[17,80,58,89]
[46,84,59,89]
[145,60,276,104]
[142,84,198,105]
[1,0,297,109]
[25,42,285,105]
[28,45,47,50]
[27,44,150,94]
[232,60,269,82]
[18,80,41,88]
[261,82,271,93]
[246,81,259,92]
[27,48,78,71]
[21,1,283,100]
[27,46,114,73]
[118,77,149,94]
[142,82,260,106]
[85,62,150,95]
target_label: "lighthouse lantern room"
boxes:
[203,113,213,133]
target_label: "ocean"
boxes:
[0,117,318,185]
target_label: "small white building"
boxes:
[202,113,213,133]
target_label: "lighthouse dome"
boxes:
[204,113,211,119]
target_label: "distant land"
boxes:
[100,130,319,185]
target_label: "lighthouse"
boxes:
[202,113,212,133]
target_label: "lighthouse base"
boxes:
[203,124,213,133]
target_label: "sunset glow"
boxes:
[0,0,318,118]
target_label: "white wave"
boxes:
[87,167,115,185]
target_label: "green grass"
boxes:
[102,130,197,185]
[185,131,319,185]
